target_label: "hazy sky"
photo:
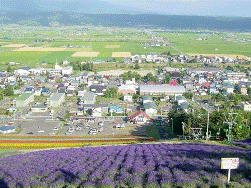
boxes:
[102,0,251,17]
[1,0,251,17]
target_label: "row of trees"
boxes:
[70,62,94,72]
[168,108,250,140]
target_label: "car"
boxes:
[64,123,70,126]
[37,130,44,133]
[89,128,97,134]
[115,124,121,128]
[49,132,56,136]
[120,124,125,128]
[76,126,82,131]
[65,132,73,135]
[98,122,104,126]
[27,132,33,135]
[84,125,90,129]
[112,121,117,124]
[52,127,58,131]
[98,127,103,132]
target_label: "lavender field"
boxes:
[0,143,250,188]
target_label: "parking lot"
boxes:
[15,119,61,135]
[58,117,147,136]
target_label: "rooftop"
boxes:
[17,93,33,101]
[50,93,65,101]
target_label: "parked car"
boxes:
[120,124,125,128]
[37,130,44,133]
[64,123,70,126]
[114,124,121,128]
[89,128,97,134]
[98,122,104,126]
[27,132,33,135]
[65,132,73,135]
[76,126,82,131]
[112,121,117,124]
[84,125,90,129]
[52,127,58,131]
[49,132,56,136]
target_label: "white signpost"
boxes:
[221,158,239,183]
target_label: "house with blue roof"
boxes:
[0,125,16,134]
[42,88,51,96]
[109,105,123,114]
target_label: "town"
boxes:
[0,53,250,141]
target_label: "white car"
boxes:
[115,124,121,128]
[89,128,97,134]
[76,126,82,131]
[120,124,125,128]
[68,129,74,133]
[37,130,44,133]
[98,122,104,126]
[52,127,58,131]
[65,132,73,135]
[49,132,56,136]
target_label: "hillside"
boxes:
[0,12,251,31]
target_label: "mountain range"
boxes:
[0,0,251,31]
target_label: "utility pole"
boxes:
[224,111,239,142]
[171,118,173,134]
[206,110,210,141]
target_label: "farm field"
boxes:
[161,32,251,58]
[0,143,250,188]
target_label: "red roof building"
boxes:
[169,80,178,86]
[203,82,211,88]
[129,110,151,124]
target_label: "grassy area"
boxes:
[145,125,161,140]
[162,32,251,57]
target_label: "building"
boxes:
[31,104,48,113]
[48,93,65,107]
[139,85,185,95]
[109,105,123,113]
[16,93,34,107]
[82,104,109,114]
[0,125,16,134]
[128,110,151,124]
[62,66,73,75]
[123,94,133,102]
[241,102,251,111]
[144,102,157,115]
[81,92,95,104]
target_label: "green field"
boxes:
[1,26,251,67]
[161,32,251,57]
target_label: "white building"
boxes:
[123,94,133,102]
[14,69,30,76]
[241,102,251,111]
[62,66,73,75]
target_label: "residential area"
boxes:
[0,58,251,140]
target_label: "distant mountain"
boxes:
[0,0,151,14]
[0,11,251,32]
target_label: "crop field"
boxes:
[105,45,121,48]
[161,32,251,58]
[2,44,27,48]
[112,52,131,58]
[0,143,250,188]
[72,52,100,57]
[14,47,67,52]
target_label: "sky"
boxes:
[102,0,251,17]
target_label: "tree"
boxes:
[7,65,12,73]
[64,110,71,120]
[4,85,14,96]
[104,87,118,98]
[183,92,193,100]
[134,63,140,69]
[162,73,170,84]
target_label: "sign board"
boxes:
[221,158,239,169]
